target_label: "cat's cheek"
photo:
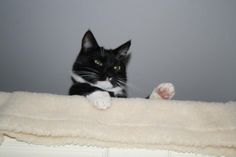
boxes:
[86,91,111,110]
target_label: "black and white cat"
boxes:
[69,30,175,109]
[69,30,130,109]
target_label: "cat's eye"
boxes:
[113,65,121,71]
[94,59,103,66]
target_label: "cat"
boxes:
[69,30,175,109]
[69,30,131,109]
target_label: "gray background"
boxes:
[0,0,235,102]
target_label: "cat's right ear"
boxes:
[114,40,131,59]
[81,30,99,51]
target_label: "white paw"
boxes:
[86,91,111,110]
[150,83,175,100]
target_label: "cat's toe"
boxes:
[150,83,175,100]
[94,98,111,110]
[87,91,111,110]
[157,83,175,100]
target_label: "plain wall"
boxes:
[0,0,236,102]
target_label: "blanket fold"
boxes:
[0,91,235,157]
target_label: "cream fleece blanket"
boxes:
[0,91,235,157]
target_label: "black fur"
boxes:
[69,30,131,97]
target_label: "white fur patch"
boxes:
[107,86,123,95]
[71,72,124,96]
[95,81,113,90]
[71,72,86,83]
[86,91,111,110]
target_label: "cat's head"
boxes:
[72,30,131,90]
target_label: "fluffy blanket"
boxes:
[0,91,235,157]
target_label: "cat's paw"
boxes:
[86,91,111,110]
[150,83,175,100]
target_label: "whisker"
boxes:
[76,71,97,75]
[80,67,99,73]
[73,70,96,73]
[116,82,126,88]
[73,71,99,79]
[78,74,98,78]
[117,79,147,95]
[117,79,127,85]
[74,71,98,76]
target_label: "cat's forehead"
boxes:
[98,48,119,64]
[96,48,116,58]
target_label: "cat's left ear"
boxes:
[81,30,99,51]
[114,40,131,59]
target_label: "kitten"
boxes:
[69,30,131,109]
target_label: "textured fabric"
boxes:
[0,91,235,157]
